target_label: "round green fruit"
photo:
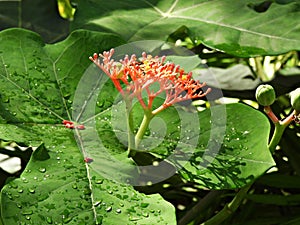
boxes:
[255,84,276,106]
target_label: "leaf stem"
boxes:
[201,183,253,225]
[264,106,279,123]
[134,110,154,149]
[254,57,269,81]
[268,110,296,153]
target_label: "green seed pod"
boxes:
[255,84,276,106]
[290,88,300,111]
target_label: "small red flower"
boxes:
[84,157,93,163]
[62,120,73,125]
[90,49,211,114]
[62,120,85,130]
[75,124,85,130]
[65,122,75,129]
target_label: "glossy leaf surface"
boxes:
[72,0,300,56]
[0,28,176,225]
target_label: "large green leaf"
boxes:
[71,0,300,57]
[0,28,176,224]
[100,100,275,189]
[177,103,275,189]
[0,0,69,43]
[193,64,260,91]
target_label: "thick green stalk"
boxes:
[268,122,286,154]
[268,110,295,153]
[134,110,153,149]
[201,183,252,225]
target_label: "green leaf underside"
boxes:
[72,0,300,57]
[0,29,176,225]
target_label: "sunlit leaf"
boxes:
[0,28,176,225]
[72,0,300,57]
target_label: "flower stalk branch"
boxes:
[134,109,153,149]
[90,49,211,156]
[268,109,297,153]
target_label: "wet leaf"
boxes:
[0,28,176,225]
[105,100,275,189]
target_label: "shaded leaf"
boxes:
[97,98,275,189]
[193,64,260,91]
[176,103,275,189]
[0,0,69,43]
[72,0,300,56]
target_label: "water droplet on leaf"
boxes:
[116,209,121,213]
[46,216,53,224]
[39,168,46,173]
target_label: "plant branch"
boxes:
[264,106,279,123]
[178,190,224,225]
[254,57,269,81]
[268,110,296,154]
[134,110,154,149]
[201,183,253,225]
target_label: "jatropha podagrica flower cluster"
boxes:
[89,49,211,114]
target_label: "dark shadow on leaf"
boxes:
[247,1,273,13]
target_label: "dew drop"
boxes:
[22,178,28,183]
[106,206,112,212]
[116,208,121,214]
[22,209,33,215]
[93,201,101,207]
[46,216,53,224]
[96,179,103,184]
[25,215,31,220]
[63,217,72,223]
[142,212,149,217]
[28,188,35,194]
[39,168,46,173]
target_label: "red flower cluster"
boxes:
[90,49,210,114]
[62,120,85,130]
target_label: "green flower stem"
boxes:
[254,57,269,81]
[264,106,279,123]
[201,183,253,225]
[125,98,135,157]
[134,110,154,149]
[268,110,296,154]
